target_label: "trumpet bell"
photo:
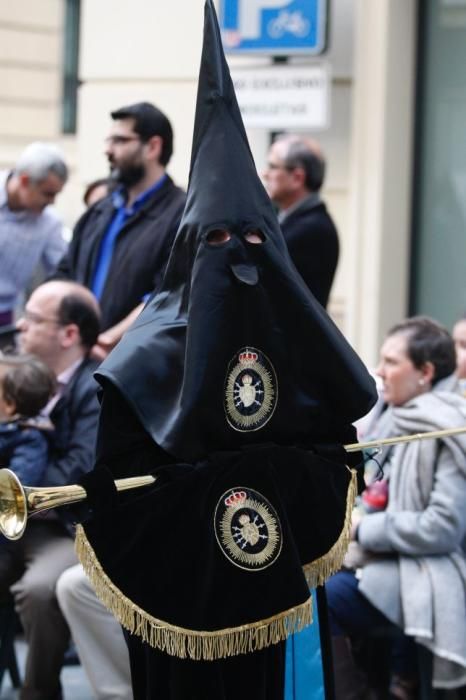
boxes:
[0,468,156,540]
[0,469,27,540]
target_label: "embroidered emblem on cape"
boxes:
[214,487,282,571]
[224,347,277,431]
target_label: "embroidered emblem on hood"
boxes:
[224,347,277,431]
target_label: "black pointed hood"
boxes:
[95,0,377,462]
[181,0,287,257]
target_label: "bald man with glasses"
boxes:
[0,280,101,700]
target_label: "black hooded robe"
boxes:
[76,3,377,698]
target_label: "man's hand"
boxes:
[90,332,117,361]
[90,302,144,362]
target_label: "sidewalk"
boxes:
[0,639,93,699]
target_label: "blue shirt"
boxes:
[91,175,167,300]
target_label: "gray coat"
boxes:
[357,392,466,689]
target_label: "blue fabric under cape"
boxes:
[285,589,325,700]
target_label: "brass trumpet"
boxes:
[1,424,465,541]
[0,468,155,540]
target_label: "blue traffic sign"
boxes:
[220,0,328,55]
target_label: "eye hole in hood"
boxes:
[206,229,232,245]
[244,229,265,245]
[205,228,265,247]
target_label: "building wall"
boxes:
[0,0,81,231]
[0,0,63,152]
[77,0,204,193]
[347,0,417,365]
[0,0,418,367]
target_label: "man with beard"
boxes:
[54,102,186,360]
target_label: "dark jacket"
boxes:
[44,357,100,490]
[0,420,51,486]
[54,176,186,330]
[281,197,339,308]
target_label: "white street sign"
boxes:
[231,64,329,130]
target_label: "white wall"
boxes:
[0,0,63,162]
[346,0,417,365]
[77,0,207,194]
[0,0,418,364]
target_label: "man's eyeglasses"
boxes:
[266,162,291,171]
[22,309,64,326]
[105,135,141,146]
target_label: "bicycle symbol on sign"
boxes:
[267,10,310,39]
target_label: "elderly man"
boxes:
[0,280,100,700]
[0,143,68,329]
[263,135,339,308]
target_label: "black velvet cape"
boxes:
[78,389,358,700]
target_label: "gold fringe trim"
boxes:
[302,467,357,588]
[75,525,312,660]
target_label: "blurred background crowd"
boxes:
[0,1,466,699]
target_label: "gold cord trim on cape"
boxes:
[302,467,357,588]
[75,525,312,660]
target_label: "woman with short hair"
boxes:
[328,316,466,699]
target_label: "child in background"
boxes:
[0,354,55,485]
